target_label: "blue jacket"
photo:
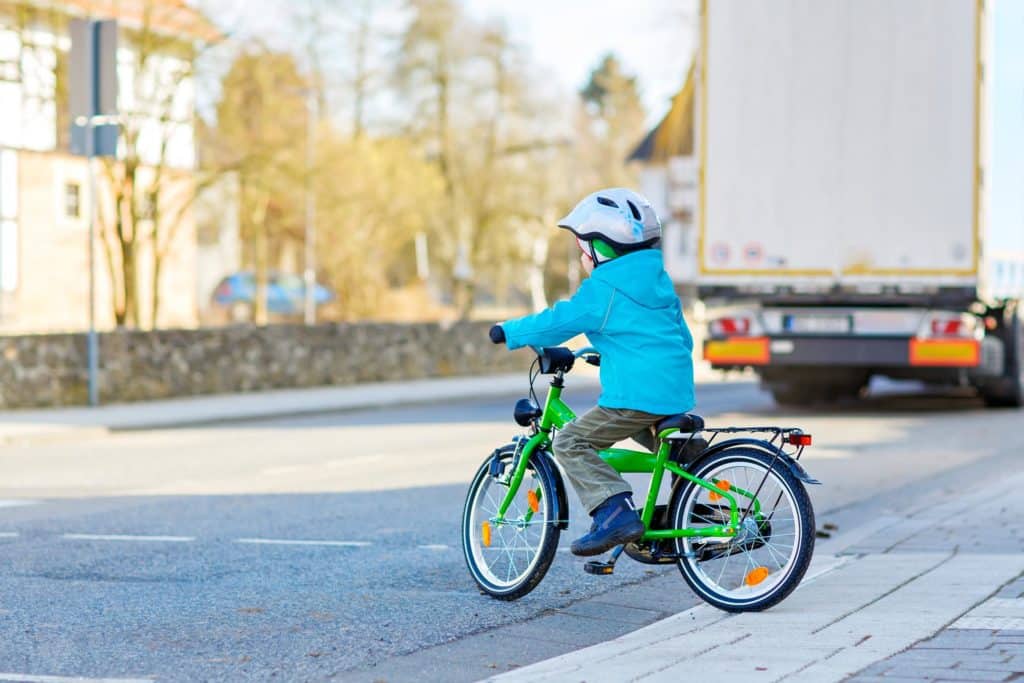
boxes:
[502,249,695,415]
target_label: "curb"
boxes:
[0,369,751,447]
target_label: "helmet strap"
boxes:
[590,239,618,265]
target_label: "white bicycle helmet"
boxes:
[558,188,661,265]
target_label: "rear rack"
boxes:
[665,426,812,458]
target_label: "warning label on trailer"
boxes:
[710,242,731,265]
[743,243,764,265]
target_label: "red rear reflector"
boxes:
[788,433,812,446]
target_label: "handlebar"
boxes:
[523,345,601,374]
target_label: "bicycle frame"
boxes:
[494,375,747,541]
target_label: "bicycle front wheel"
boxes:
[670,448,815,612]
[462,445,561,600]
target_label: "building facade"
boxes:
[629,60,699,304]
[0,0,214,332]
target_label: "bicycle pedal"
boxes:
[583,560,615,575]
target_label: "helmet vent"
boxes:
[626,200,641,221]
[596,196,619,208]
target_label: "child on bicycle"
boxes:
[489,188,695,557]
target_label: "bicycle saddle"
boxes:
[656,413,705,433]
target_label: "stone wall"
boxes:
[0,322,530,409]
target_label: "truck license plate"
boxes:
[783,315,852,334]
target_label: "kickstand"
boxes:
[584,544,626,575]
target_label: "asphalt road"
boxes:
[0,378,1021,681]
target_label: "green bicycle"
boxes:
[461,346,820,612]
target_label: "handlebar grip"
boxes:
[489,324,506,344]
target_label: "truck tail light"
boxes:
[931,319,964,337]
[710,316,752,337]
[919,313,979,340]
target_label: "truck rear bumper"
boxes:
[705,336,998,375]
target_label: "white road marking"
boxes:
[62,534,194,542]
[0,532,18,538]
[234,538,372,548]
[0,674,153,683]
[417,544,450,551]
[953,616,1024,630]
[952,597,1024,630]
[0,500,40,509]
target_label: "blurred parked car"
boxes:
[210,271,335,322]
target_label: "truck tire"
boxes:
[982,302,1023,408]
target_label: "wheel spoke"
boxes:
[466,457,560,595]
[674,454,810,607]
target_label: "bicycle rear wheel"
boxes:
[669,448,815,612]
[462,445,561,600]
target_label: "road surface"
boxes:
[0,378,1020,681]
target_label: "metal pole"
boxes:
[303,90,316,325]
[86,118,98,406]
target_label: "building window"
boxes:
[1,149,17,293]
[65,182,80,218]
[0,220,16,293]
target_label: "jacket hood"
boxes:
[590,249,677,309]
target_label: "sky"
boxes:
[197,0,697,127]
[463,0,697,124]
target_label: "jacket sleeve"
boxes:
[502,278,610,350]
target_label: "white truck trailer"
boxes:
[699,0,1024,407]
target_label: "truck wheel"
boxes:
[982,303,1023,408]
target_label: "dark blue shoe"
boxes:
[571,493,645,557]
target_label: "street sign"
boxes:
[68,18,119,407]
[69,18,119,157]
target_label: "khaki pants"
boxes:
[552,406,666,514]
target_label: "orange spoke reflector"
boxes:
[481,522,492,547]
[709,479,731,502]
[745,566,770,586]
[527,489,540,513]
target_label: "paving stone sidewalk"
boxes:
[843,467,1024,683]
[846,575,1024,683]
[487,464,1024,682]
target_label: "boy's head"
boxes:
[558,188,661,274]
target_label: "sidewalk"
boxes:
[0,359,739,446]
[487,467,1024,683]
[0,373,580,445]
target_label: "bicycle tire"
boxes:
[669,447,815,612]
[462,445,561,600]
